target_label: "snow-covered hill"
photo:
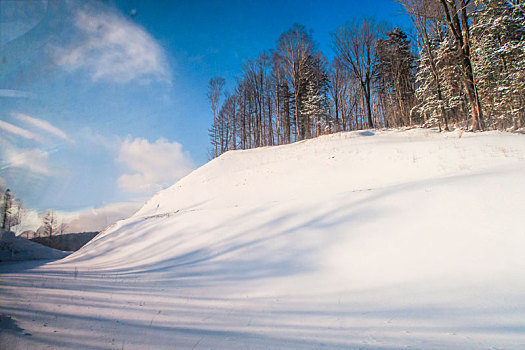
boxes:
[2,129,525,349]
[0,230,69,261]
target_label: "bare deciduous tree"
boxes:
[397,0,450,129]
[1,188,22,231]
[333,18,382,129]
[208,77,226,157]
[276,24,315,140]
[438,0,484,130]
[42,211,59,237]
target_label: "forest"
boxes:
[207,0,525,157]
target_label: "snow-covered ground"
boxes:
[2,128,525,349]
[0,230,69,262]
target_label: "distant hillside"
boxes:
[0,230,69,261]
[30,232,98,252]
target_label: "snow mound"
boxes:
[6,128,525,349]
[0,230,69,261]
[61,128,525,289]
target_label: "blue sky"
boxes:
[0,0,410,222]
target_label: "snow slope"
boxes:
[2,128,525,349]
[0,230,69,261]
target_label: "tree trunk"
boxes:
[440,0,483,131]
[363,83,374,128]
[294,90,301,140]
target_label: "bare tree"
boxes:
[0,188,18,231]
[276,24,315,140]
[329,57,347,131]
[333,18,382,129]
[1,188,11,230]
[272,52,293,144]
[438,0,484,130]
[471,0,525,129]
[396,0,450,129]
[42,211,58,237]
[243,53,273,147]
[58,222,68,236]
[208,77,226,157]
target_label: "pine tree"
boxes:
[301,54,330,137]
[375,27,416,127]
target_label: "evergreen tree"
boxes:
[301,53,330,137]
[375,27,416,127]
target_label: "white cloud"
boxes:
[3,146,50,175]
[11,201,141,235]
[0,120,38,140]
[11,208,41,235]
[117,137,194,194]
[14,113,71,142]
[78,127,119,150]
[0,89,33,98]
[61,201,142,233]
[54,8,171,84]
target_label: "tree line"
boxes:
[1,186,67,237]
[208,0,525,157]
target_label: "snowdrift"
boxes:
[3,128,525,349]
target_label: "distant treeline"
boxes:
[208,0,525,157]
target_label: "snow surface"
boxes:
[0,230,69,262]
[2,128,525,349]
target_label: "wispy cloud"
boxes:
[0,120,39,140]
[0,89,33,99]
[54,7,171,84]
[78,127,119,151]
[15,113,72,142]
[117,137,194,194]
[3,146,50,175]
